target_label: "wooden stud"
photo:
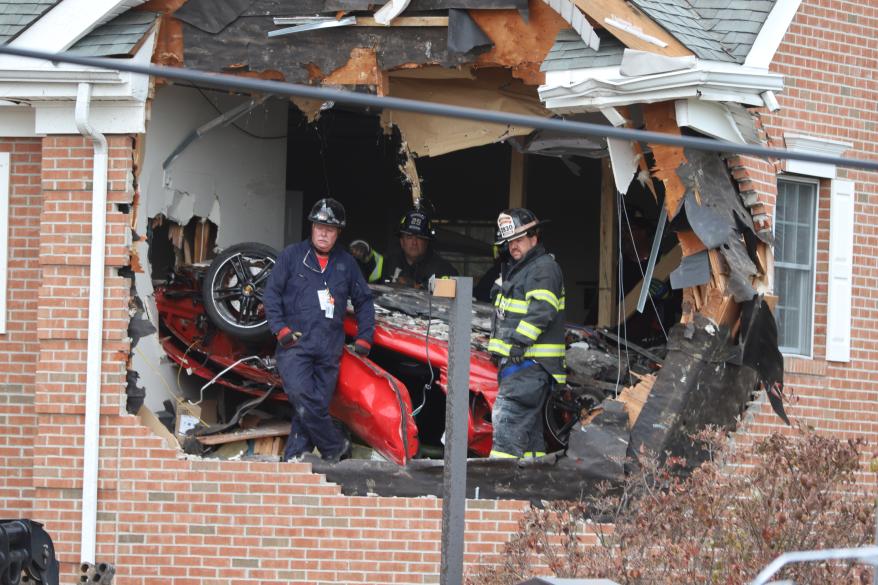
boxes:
[508,148,526,209]
[598,158,617,327]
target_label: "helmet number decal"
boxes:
[498,213,515,239]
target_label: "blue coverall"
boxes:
[263,239,375,460]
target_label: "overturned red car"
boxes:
[155,243,607,465]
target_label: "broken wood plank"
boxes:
[643,102,687,220]
[196,421,289,445]
[618,244,682,323]
[617,373,655,427]
[354,16,449,26]
[571,0,693,57]
[598,158,617,327]
[677,230,706,257]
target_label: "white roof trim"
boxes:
[539,60,784,113]
[744,0,803,69]
[8,0,147,54]
[783,132,852,178]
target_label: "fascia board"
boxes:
[545,87,700,113]
[744,0,803,69]
[539,62,784,112]
[675,99,746,144]
[0,104,39,137]
[34,101,146,134]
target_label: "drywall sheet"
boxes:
[384,72,549,156]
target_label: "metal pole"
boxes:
[635,202,668,314]
[441,277,472,585]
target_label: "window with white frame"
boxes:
[0,152,8,335]
[774,177,818,356]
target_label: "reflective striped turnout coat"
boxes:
[487,244,567,383]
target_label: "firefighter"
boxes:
[487,208,566,459]
[349,239,384,283]
[380,207,458,288]
[264,198,375,462]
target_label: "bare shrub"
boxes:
[468,427,876,585]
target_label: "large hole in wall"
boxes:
[130,83,682,495]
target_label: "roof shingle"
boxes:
[0,0,59,44]
[68,10,157,57]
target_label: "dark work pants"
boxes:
[491,363,552,457]
[275,346,345,459]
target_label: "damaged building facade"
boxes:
[0,0,875,582]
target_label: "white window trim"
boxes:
[774,175,820,358]
[0,152,8,334]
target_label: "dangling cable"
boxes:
[412,284,436,417]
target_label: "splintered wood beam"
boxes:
[617,372,656,427]
[571,0,693,57]
[196,421,289,445]
[643,101,687,220]
[618,244,682,323]
[598,158,617,327]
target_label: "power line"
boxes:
[1,45,877,172]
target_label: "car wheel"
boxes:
[202,242,278,342]
[544,385,605,449]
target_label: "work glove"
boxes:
[349,240,372,264]
[648,277,669,299]
[277,327,301,350]
[352,339,371,357]
[508,344,526,365]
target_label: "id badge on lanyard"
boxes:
[317,288,334,319]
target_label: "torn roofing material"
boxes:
[0,0,59,44]
[173,0,257,35]
[68,11,158,57]
[630,0,776,64]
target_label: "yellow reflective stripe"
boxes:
[490,450,518,459]
[523,451,546,458]
[525,289,561,310]
[524,344,566,358]
[552,374,567,384]
[368,252,384,283]
[487,338,511,356]
[559,296,566,310]
[495,294,529,314]
[515,320,542,341]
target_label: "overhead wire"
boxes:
[2,46,877,172]
[195,86,287,140]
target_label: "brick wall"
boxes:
[734,1,878,448]
[5,134,527,584]
[0,138,42,519]
[3,3,876,583]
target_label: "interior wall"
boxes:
[139,84,288,250]
[135,85,288,411]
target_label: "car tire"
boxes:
[202,242,278,342]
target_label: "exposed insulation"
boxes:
[469,0,567,85]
